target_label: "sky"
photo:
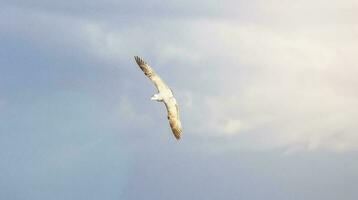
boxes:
[1,0,358,199]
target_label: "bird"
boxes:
[134,56,182,140]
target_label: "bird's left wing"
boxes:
[134,56,168,93]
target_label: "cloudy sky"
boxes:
[1,0,358,199]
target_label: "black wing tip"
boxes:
[134,56,146,66]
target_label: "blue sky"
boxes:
[1,0,358,199]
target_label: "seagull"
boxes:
[134,56,182,140]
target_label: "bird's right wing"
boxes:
[134,56,168,92]
[164,99,182,140]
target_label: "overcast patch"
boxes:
[2,0,358,152]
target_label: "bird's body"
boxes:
[134,56,182,140]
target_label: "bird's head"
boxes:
[151,94,163,102]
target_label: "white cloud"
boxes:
[4,0,358,151]
[184,21,358,151]
[81,8,358,151]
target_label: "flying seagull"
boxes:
[134,56,182,140]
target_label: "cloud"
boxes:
[178,20,358,151]
[3,0,358,152]
[3,2,358,200]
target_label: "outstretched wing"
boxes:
[134,56,168,92]
[135,56,182,140]
[164,99,182,140]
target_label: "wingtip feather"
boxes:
[134,56,146,66]
[173,128,181,140]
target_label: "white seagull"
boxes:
[134,56,182,140]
